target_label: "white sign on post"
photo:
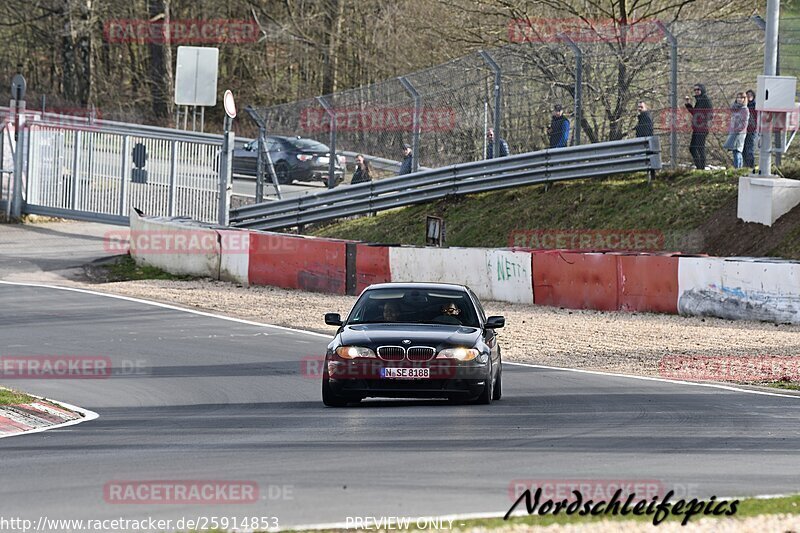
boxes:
[174,46,219,106]
[756,75,797,112]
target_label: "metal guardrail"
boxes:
[230,137,661,230]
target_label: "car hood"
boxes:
[338,323,481,348]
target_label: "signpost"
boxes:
[10,73,26,218]
[174,46,219,131]
[218,90,236,226]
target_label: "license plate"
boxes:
[317,156,330,164]
[381,367,430,379]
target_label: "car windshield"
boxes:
[347,288,480,327]
[289,138,329,152]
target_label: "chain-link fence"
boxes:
[250,17,795,185]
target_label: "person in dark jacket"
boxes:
[548,104,570,148]
[486,128,510,159]
[635,101,654,137]
[397,144,413,175]
[744,89,757,170]
[685,83,713,170]
[350,154,372,184]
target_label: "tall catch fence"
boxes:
[250,17,797,179]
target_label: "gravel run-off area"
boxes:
[64,277,800,389]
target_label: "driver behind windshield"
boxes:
[382,301,401,322]
[434,301,462,325]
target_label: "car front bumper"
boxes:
[326,358,490,399]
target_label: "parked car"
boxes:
[232,135,345,185]
[321,282,505,406]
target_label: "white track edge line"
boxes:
[1,281,798,400]
[0,280,331,338]
[504,362,800,399]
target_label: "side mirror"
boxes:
[325,313,343,326]
[485,316,505,329]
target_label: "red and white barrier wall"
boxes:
[129,214,800,324]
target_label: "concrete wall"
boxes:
[129,214,800,325]
[130,211,220,278]
[678,257,800,323]
[488,250,534,304]
[389,247,492,299]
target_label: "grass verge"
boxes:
[764,381,800,392]
[0,387,35,406]
[98,254,195,282]
[310,169,743,251]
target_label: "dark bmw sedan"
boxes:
[232,135,345,185]
[322,283,505,406]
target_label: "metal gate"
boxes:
[8,110,226,225]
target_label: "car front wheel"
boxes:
[492,364,502,401]
[322,375,349,407]
[474,363,494,405]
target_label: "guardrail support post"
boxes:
[655,21,678,169]
[558,33,582,146]
[398,76,421,172]
[479,50,502,159]
[317,96,337,189]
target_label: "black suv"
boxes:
[232,135,345,185]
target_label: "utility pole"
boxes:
[759,0,780,176]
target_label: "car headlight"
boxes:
[437,347,479,361]
[296,154,313,161]
[335,346,377,359]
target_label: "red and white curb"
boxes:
[0,397,98,439]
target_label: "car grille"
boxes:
[377,346,405,361]
[407,347,436,361]
[377,346,437,361]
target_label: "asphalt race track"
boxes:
[1,282,800,528]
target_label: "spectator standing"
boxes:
[635,101,654,137]
[350,154,372,184]
[486,128,510,159]
[548,104,570,148]
[723,92,749,169]
[397,144,413,175]
[744,89,757,170]
[684,83,713,170]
